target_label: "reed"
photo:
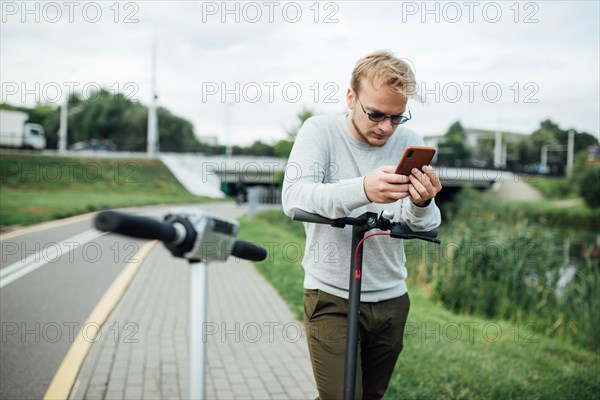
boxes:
[408,188,599,350]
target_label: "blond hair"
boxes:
[350,50,421,102]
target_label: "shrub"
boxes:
[576,164,600,208]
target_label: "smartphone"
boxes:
[395,146,436,175]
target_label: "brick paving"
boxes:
[69,206,317,400]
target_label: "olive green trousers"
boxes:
[304,289,410,400]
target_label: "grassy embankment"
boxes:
[528,176,578,199]
[0,154,215,231]
[523,175,599,228]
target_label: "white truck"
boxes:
[0,110,46,150]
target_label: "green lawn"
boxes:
[528,176,578,199]
[0,154,217,230]
[389,289,599,399]
[237,210,600,400]
[519,176,599,228]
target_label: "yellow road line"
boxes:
[0,212,98,241]
[0,204,170,240]
[43,240,158,400]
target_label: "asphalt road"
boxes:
[0,212,151,399]
[0,203,248,399]
[0,204,239,400]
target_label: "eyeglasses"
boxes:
[357,97,411,125]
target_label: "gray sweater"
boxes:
[282,114,441,302]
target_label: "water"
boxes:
[533,227,598,297]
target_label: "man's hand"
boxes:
[408,166,442,206]
[363,166,411,203]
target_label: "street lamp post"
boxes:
[147,33,159,158]
[58,94,68,153]
[541,132,575,175]
[225,102,233,158]
[566,130,574,178]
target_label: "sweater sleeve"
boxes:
[402,198,442,232]
[281,118,371,219]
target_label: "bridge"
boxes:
[158,154,518,198]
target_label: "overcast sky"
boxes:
[1,1,598,146]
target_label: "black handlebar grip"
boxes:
[231,240,267,261]
[290,208,334,225]
[95,210,178,243]
[409,229,440,243]
[391,223,440,244]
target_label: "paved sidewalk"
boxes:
[69,206,317,399]
[487,177,545,201]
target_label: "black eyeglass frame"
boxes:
[357,97,412,125]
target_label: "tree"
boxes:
[273,107,315,158]
[157,106,202,152]
[518,120,599,173]
[232,140,276,156]
[285,107,314,141]
[27,88,207,152]
[436,121,471,165]
[474,138,494,165]
[273,139,294,159]
[577,166,600,208]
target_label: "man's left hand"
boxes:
[408,165,442,206]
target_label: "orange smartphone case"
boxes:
[395,146,436,175]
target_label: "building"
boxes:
[423,127,528,167]
[586,145,600,165]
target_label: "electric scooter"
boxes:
[290,208,440,400]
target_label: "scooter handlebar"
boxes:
[289,208,440,243]
[391,223,440,244]
[95,210,177,243]
[95,210,268,262]
[290,208,334,225]
[231,240,267,261]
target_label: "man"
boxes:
[282,50,442,399]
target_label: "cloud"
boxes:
[1,0,598,145]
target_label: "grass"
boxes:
[237,209,600,400]
[528,176,578,199]
[0,154,217,231]
[434,188,599,349]
[497,197,598,228]
[238,209,307,319]
[486,175,599,228]
[477,189,599,229]
[388,289,599,400]
[523,202,599,229]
